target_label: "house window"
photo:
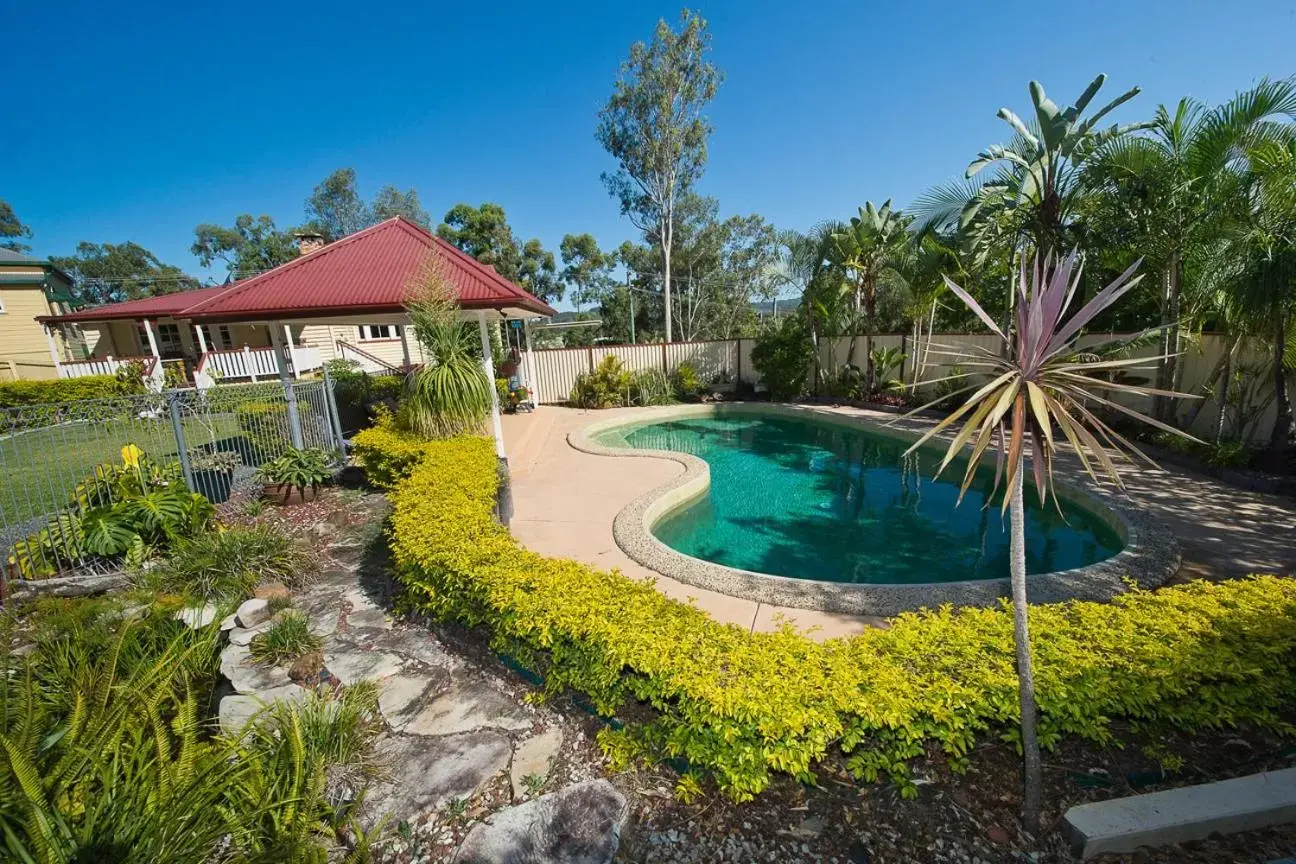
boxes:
[357,324,398,341]
[137,322,183,357]
[194,325,235,351]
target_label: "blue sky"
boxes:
[6,0,1294,307]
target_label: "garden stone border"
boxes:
[569,402,1180,617]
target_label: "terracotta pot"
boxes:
[262,483,318,506]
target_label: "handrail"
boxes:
[337,340,403,374]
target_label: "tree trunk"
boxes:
[662,218,673,343]
[1163,251,1183,424]
[864,281,877,397]
[1009,441,1043,835]
[1214,340,1237,444]
[1269,305,1292,453]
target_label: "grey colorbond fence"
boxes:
[1,375,343,581]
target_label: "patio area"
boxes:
[501,404,1296,639]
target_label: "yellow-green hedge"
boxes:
[360,425,1296,801]
[0,374,142,408]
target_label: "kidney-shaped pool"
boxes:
[597,414,1122,585]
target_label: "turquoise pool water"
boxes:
[600,416,1122,584]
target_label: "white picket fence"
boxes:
[196,345,322,384]
[57,355,156,379]
[528,333,1278,443]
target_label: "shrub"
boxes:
[570,355,632,408]
[1152,431,1256,468]
[8,447,215,579]
[352,421,438,489]
[672,362,704,401]
[249,611,322,664]
[233,399,285,455]
[0,606,377,861]
[145,524,317,601]
[365,430,1296,802]
[0,373,143,408]
[257,447,335,500]
[630,368,674,407]
[751,317,813,400]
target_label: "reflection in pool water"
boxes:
[601,416,1122,585]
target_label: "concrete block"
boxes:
[1063,767,1296,859]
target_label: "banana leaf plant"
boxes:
[902,250,1195,832]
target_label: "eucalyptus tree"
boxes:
[830,200,913,393]
[597,9,722,343]
[906,252,1185,833]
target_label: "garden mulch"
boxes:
[254,485,1296,864]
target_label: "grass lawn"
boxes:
[0,415,247,527]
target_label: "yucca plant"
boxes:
[402,259,493,438]
[904,250,1192,832]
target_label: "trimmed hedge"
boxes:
[355,423,1296,801]
[0,375,143,408]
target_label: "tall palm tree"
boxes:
[830,201,913,393]
[905,251,1188,833]
[778,223,846,393]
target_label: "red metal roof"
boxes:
[42,218,556,325]
[184,217,556,322]
[42,284,235,322]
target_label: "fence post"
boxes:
[168,391,195,491]
[661,342,668,376]
[283,381,305,449]
[321,364,346,452]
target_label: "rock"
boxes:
[452,780,627,864]
[218,684,309,734]
[235,598,270,628]
[362,730,512,825]
[404,678,532,737]
[324,649,405,686]
[289,650,325,684]
[219,614,238,632]
[510,729,564,799]
[220,643,292,693]
[174,602,218,629]
[229,620,274,647]
[254,582,291,601]
[379,668,451,729]
[987,826,1013,846]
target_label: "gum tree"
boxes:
[905,250,1190,832]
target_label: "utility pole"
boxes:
[626,273,636,344]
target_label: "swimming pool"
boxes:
[596,413,1122,585]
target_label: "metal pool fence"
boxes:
[0,375,344,582]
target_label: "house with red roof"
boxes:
[39,218,556,394]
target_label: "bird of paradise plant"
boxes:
[903,250,1194,832]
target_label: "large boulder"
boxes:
[361,731,512,825]
[453,780,628,864]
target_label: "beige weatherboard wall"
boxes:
[0,252,77,382]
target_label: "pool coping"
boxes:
[568,402,1181,616]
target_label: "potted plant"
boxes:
[256,447,334,505]
[188,448,242,504]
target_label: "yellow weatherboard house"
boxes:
[0,248,80,381]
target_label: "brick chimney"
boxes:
[295,231,326,255]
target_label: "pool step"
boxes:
[1062,767,1296,859]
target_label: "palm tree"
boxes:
[402,260,494,438]
[905,250,1188,833]
[830,201,913,393]
[778,223,846,394]
[1086,79,1296,423]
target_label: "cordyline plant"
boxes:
[903,250,1193,833]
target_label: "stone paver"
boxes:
[509,728,563,799]
[364,730,513,825]
[228,620,274,646]
[323,648,405,686]
[378,668,451,730]
[218,683,309,735]
[452,779,628,864]
[235,597,270,628]
[403,677,533,737]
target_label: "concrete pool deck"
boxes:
[501,404,1296,640]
